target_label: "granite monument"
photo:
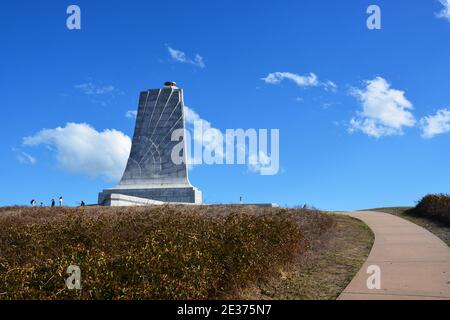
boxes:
[98,82,202,206]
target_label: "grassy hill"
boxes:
[0,206,373,300]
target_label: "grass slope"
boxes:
[0,206,373,300]
[239,214,374,300]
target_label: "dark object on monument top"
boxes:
[164,81,177,87]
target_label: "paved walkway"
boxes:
[338,211,450,300]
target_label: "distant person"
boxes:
[40,202,44,207]
[51,198,55,208]
[30,199,36,207]
[59,196,63,207]
[80,201,85,207]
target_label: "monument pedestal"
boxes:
[98,186,202,206]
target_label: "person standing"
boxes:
[30,199,36,207]
[51,198,55,208]
[59,196,63,207]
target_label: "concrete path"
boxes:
[338,211,450,300]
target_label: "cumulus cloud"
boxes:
[184,106,222,166]
[261,72,337,91]
[247,151,271,173]
[167,46,205,68]
[184,107,274,174]
[420,108,450,138]
[184,106,212,128]
[23,123,131,181]
[126,110,137,118]
[348,77,416,138]
[437,0,450,21]
[12,148,36,165]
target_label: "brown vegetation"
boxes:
[0,205,335,300]
[407,194,450,226]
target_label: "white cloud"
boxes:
[261,72,337,91]
[262,72,319,87]
[167,46,205,68]
[324,80,338,92]
[184,107,272,174]
[75,82,116,95]
[184,106,213,155]
[168,46,187,62]
[248,151,271,173]
[193,55,205,68]
[23,123,131,181]
[437,0,450,21]
[185,106,212,128]
[348,118,400,137]
[420,108,450,138]
[184,106,222,166]
[12,148,36,165]
[126,110,137,118]
[348,77,416,138]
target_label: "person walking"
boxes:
[30,199,36,207]
[59,196,63,207]
[51,198,55,208]
[80,201,85,207]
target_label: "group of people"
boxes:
[29,197,85,207]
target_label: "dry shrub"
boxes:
[408,194,450,226]
[0,206,334,300]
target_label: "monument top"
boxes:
[164,81,177,88]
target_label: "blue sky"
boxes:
[1,0,450,210]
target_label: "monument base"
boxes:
[98,186,202,206]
